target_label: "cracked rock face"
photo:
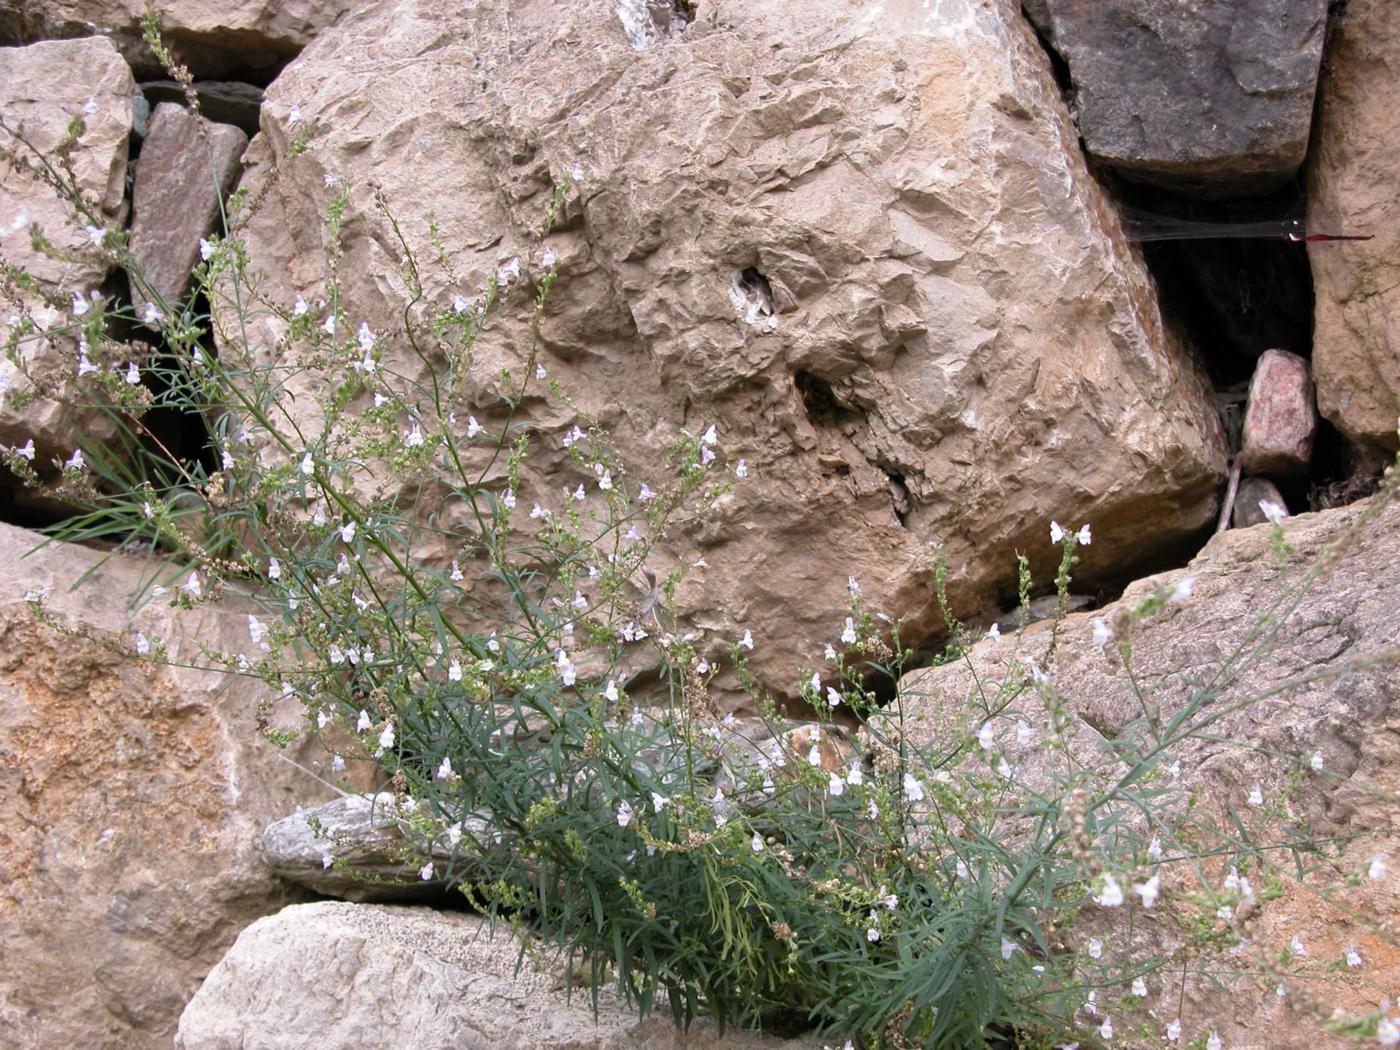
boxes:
[0,522,353,1049]
[899,494,1400,1049]
[0,36,133,463]
[0,0,362,78]
[1027,0,1328,196]
[222,0,1225,699]
[1306,0,1400,457]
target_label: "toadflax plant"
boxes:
[3,22,1399,1048]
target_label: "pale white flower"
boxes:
[320,315,336,337]
[123,362,140,385]
[199,238,216,261]
[1289,935,1306,956]
[535,363,547,380]
[570,484,585,502]
[84,224,106,246]
[1369,854,1388,880]
[1134,874,1160,908]
[701,424,718,446]
[751,832,763,852]
[1098,1018,1113,1040]
[846,764,864,786]
[1310,750,1324,771]
[64,448,85,470]
[288,103,303,124]
[1377,1016,1400,1047]
[1147,836,1163,862]
[555,649,577,686]
[71,291,91,316]
[1165,1018,1182,1042]
[866,926,880,943]
[1346,946,1362,968]
[1015,719,1036,746]
[377,722,395,751]
[356,710,373,732]
[977,723,997,750]
[501,489,516,509]
[497,257,520,285]
[1086,937,1103,959]
[404,424,425,448]
[1259,499,1288,525]
[181,571,202,599]
[841,617,857,644]
[339,521,356,543]
[13,439,35,461]
[1095,873,1124,907]
[293,294,309,316]
[300,452,314,475]
[1091,618,1114,648]
[637,482,656,502]
[419,861,434,881]
[616,800,634,828]
[735,459,748,478]
[466,416,484,438]
[1170,576,1196,601]
[603,680,619,702]
[82,96,99,116]
[738,630,753,650]
[1077,524,1092,545]
[700,444,715,465]
[828,771,845,796]
[902,773,925,803]
[807,744,822,766]
[1247,783,1264,807]
[448,659,462,682]
[985,622,1001,641]
[436,756,453,781]
[268,557,282,580]
[1131,977,1147,997]
[134,631,150,655]
[650,792,670,812]
[248,615,267,646]
[824,644,837,661]
[540,246,557,268]
[1206,1031,1222,1050]
[143,302,164,325]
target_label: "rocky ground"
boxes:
[0,0,1396,1047]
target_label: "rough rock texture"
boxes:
[225,0,1226,698]
[1240,349,1316,477]
[1232,474,1287,528]
[260,793,451,901]
[899,490,1400,1050]
[0,36,133,462]
[176,901,821,1049]
[1306,0,1400,454]
[0,0,363,79]
[128,102,247,312]
[0,522,352,1049]
[1029,0,1328,195]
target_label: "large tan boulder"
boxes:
[220,0,1226,698]
[1307,0,1400,457]
[0,522,346,1049]
[0,0,362,79]
[175,901,821,1049]
[0,36,134,464]
[898,489,1400,1049]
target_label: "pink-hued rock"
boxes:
[1240,349,1317,477]
[0,522,351,1049]
[0,36,134,464]
[128,102,248,312]
[218,0,1227,700]
[1307,0,1400,454]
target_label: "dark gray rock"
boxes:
[1034,0,1328,196]
[141,80,264,137]
[259,794,451,902]
[1233,475,1288,528]
[127,102,247,313]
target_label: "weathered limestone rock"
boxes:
[0,522,350,1049]
[0,36,133,463]
[225,0,1226,699]
[175,901,822,1049]
[899,491,1400,1050]
[1307,0,1400,454]
[260,793,452,901]
[1232,475,1287,529]
[1239,349,1316,477]
[128,102,247,312]
[0,0,363,79]
[1029,0,1328,195]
